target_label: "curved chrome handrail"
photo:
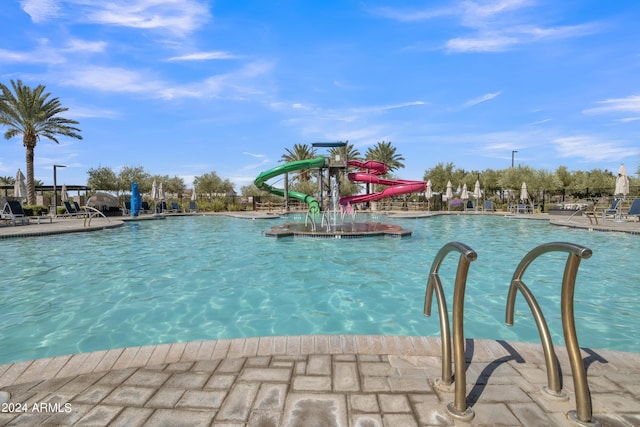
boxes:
[505,242,599,426]
[83,206,110,227]
[424,241,477,421]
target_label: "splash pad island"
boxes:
[254,142,425,239]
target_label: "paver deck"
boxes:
[0,335,639,426]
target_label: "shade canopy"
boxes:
[460,183,469,200]
[425,180,432,199]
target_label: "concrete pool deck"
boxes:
[1,212,638,425]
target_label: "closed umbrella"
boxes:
[445,181,453,200]
[461,183,469,211]
[151,179,158,212]
[191,187,197,201]
[445,181,453,211]
[425,180,432,212]
[158,182,165,213]
[520,182,529,202]
[14,169,26,201]
[473,180,482,212]
[614,164,629,197]
[61,184,69,202]
[519,182,529,214]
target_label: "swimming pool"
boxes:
[1,214,638,364]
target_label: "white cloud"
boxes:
[583,95,640,115]
[80,0,211,36]
[553,136,639,161]
[59,66,166,93]
[21,0,61,23]
[460,91,502,109]
[63,39,107,53]
[167,51,238,61]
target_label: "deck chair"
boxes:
[188,200,198,212]
[170,201,181,213]
[623,199,640,222]
[483,200,495,212]
[63,201,78,217]
[141,201,151,213]
[2,200,30,225]
[602,198,622,221]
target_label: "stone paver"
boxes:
[1,335,639,426]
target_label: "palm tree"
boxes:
[280,143,317,181]
[365,141,405,173]
[328,141,361,163]
[0,80,82,205]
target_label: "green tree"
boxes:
[424,162,460,193]
[194,171,234,199]
[281,143,317,182]
[364,141,405,173]
[118,166,150,195]
[0,79,82,204]
[86,166,118,191]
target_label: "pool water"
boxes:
[1,214,638,364]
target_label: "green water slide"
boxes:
[254,156,326,214]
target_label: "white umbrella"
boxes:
[461,183,469,211]
[614,164,629,197]
[191,187,197,201]
[473,180,481,200]
[158,182,165,200]
[445,181,453,201]
[61,184,69,202]
[520,182,529,201]
[425,180,432,212]
[14,169,26,201]
[473,180,482,212]
[151,179,158,201]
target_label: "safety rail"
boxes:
[424,241,477,421]
[83,206,110,227]
[505,242,599,427]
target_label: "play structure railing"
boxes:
[424,241,599,426]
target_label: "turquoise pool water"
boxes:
[1,214,638,364]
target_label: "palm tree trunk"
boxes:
[25,144,36,205]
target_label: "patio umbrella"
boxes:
[425,180,432,212]
[191,187,197,201]
[14,169,26,201]
[614,164,629,197]
[473,180,482,212]
[520,182,529,201]
[445,181,453,201]
[473,180,481,200]
[61,184,69,202]
[461,183,469,211]
[158,182,165,212]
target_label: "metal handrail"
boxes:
[83,206,110,227]
[424,241,477,421]
[505,242,599,426]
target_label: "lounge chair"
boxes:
[483,200,495,212]
[623,199,640,222]
[188,200,198,212]
[123,201,131,215]
[2,200,30,225]
[171,201,181,213]
[141,201,151,213]
[63,201,85,218]
[602,198,622,221]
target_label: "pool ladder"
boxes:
[424,241,600,426]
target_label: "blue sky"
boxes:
[1,0,639,191]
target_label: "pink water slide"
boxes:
[339,160,427,205]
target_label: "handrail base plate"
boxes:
[446,402,474,421]
[567,410,600,427]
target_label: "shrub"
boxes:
[23,205,49,216]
